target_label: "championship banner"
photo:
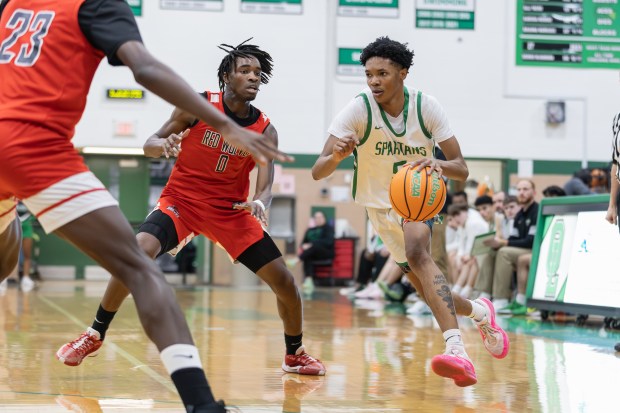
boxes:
[416,0,475,30]
[338,0,399,18]
[337,48,364,76]
[160,0,223,12]
[240,0,302,15]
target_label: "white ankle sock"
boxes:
[468,300,486,323]
[516,293,526,305]
[160,344,202,375]
[443,329,464,347]
[451,285,462,294]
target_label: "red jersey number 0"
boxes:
[0,10,55,67]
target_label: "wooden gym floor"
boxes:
[0,281,618,413]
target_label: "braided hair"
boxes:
[359,36,414,70]
[217,38,274,91]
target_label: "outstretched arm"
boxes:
[116,41,292,166]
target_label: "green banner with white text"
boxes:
[337,48,364,76]
[416,0,475,30]
[338,0,399,17]
[160,0,223,12]
[241,0,302,14]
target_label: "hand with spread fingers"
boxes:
[233,200,268,226]
[407,157,443,177]
[222,123,294,166]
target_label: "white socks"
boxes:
[468,299,487,323]
[516,293,526,305]
[160,344,203,375]
[443,329,464,347]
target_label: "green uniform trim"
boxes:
[416,90,433,140]
[352,148,358,200]
[357,93,373,146]
[379,88,409,137]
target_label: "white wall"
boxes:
[74,0,620,163]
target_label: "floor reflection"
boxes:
[0,282,618,412]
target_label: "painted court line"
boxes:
[38,295,177,394]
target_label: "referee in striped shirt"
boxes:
[606,113,620,228]
[606,113,620,353]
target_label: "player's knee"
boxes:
[132,272,175,317]
[268,271,296,294]
[136,232,162,259]
[405,248,432,269]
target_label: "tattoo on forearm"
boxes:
[434,274,455,316]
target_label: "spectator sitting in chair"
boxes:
[448,204,489,299]
[299,211,335,293]
[501,183,568,315]
[482,179,538,310]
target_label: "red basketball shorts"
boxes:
[0,121,118,233]
[154,196,265,260]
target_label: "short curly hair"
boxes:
[359,36,414,70]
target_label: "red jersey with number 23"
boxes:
[160,91,270,206]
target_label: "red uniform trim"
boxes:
[0,205,16,219]
[36,187,106,217]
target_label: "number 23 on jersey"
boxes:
[0,10,54,67]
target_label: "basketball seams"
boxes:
[412,167,430,222]
[403,166,412,219]
[419,174,446,221]
[390,166,444,222]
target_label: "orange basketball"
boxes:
[389,166,447,222]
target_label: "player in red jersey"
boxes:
[0,1,291,412]
[58,40,326,377]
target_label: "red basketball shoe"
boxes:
[431,346,477,387]
[56,327,102,366]
[282,346,326,376]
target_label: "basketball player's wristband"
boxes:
[253,200,266,212]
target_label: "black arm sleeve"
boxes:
[78,0,143,66]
